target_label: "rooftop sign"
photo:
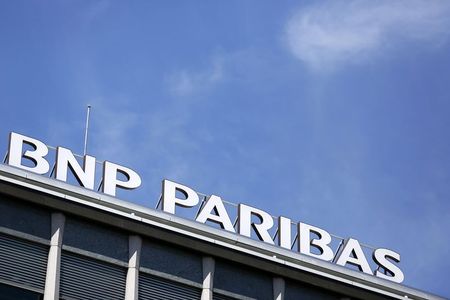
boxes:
[3,132,404,283]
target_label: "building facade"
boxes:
[0,163,444,300]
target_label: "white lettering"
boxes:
[7,132,50,174]
[196,195,235,232]
[162,179,199,214]
[373,248,404,283]
[55,147,96,189]
[239,204,274,244]
[299,223,334,261]
[2,132,405,282]
[335,238,372,275]
[278,216,292,249]
[102,161,141,196]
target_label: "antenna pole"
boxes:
[83,105,91,156]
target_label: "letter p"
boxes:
[162,180,199,214]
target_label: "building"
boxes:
[0,163,444,300]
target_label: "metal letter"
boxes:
[102,161,141,196]
[238,204,275,244]
[55,147,96,189]
[373,248,404,283]
[162,180,199,214]
[196,195,235,232]
[299,222,334,261]
[278,216,292,249]
[335,238,372,275]
[7,132,50,174]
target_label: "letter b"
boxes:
[7,132,50,174]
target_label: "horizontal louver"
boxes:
[0,233,48,291]
[139,272,202,300]
[60,251,126,300]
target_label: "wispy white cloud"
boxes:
[285,0,450,71]
[167,56,224,97]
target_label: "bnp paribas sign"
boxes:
[4,132,404,283]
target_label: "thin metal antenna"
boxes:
[83,105,91,156]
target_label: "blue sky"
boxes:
[1,1,450,297]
